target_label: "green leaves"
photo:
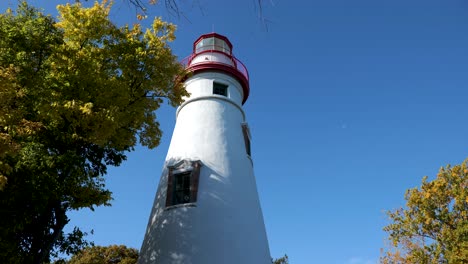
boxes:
[66,245,139,264]
[381,159,468,263]
[0,1,186,262]
[46,1,186,150]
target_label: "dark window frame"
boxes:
[165,160,202,207]
[241,123,251,156]
[213,82,228,97]
[172,171,192,205]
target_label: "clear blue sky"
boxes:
[2,0,468,263]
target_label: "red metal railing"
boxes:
[181,51,249,82]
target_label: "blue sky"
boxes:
[2,0,468,263]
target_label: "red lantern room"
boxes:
[182,33,250,104]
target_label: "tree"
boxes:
[66,245,289,264]
[381,159,468,263]
[273,255,289,264]
[65,245,139,264]
[0,1,186,263]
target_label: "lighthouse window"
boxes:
[214,38,231,53]
[213,82,228,97]
[195,37,231,54]
[196,37,214,52]
[242,123,251,156]
[165,160,202,207]
[173,171,192,205]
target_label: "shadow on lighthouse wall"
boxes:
[138,156,255,264]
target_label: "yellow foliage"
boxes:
[0,0,186,201]
[40,1,186,150]
[0,175,7,191]
[79,102,93,115]
[382,159,468,263]
[0,1,187,260]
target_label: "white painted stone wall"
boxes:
[138,72,271,264]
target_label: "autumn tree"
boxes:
[66,245,286,264]
[0,1,186,263]
[381,159,468,263]
[65,245,139,264]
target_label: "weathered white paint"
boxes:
[138,45,270,264]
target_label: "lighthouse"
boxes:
[138,33,271,264]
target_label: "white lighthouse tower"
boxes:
[138,33,271,264]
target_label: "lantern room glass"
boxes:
[195,37,231,54]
